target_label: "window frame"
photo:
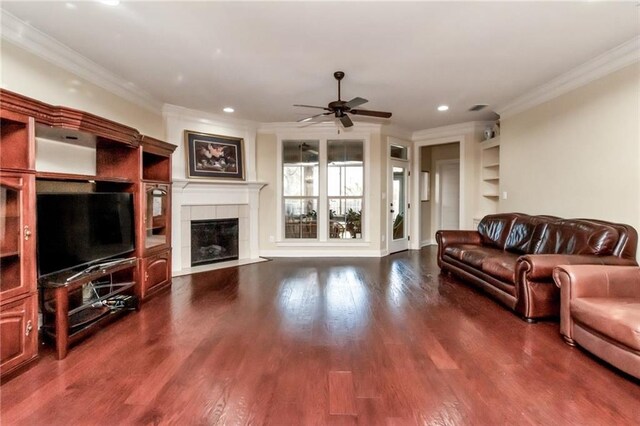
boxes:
[276,131,370,245]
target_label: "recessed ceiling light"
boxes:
[65,2,77,9]
[99,0,120,6]
[437,105,449,112]
[223,107,235,113]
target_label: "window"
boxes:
[283,141,319,239]
[281,138,365,241]
[390,144,408,160]
[328,140,363,239]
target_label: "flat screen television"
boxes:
[36,192,135,278]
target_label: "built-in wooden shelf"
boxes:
[141,178,170,185]
[36,171,133,184]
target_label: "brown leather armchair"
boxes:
[553,265,640,379]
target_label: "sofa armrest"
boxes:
[552,265,640,341]
[516,254,637,281]
[435,230,482,247]
[436,230,483,268]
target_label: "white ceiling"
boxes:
[2,1,639,131]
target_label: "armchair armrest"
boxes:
[552,265,640,298]
[517,254,637,281]
[552,265,640,341]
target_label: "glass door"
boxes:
[144,184,169,251]
[389,162,409,253]
[0,174,35,301]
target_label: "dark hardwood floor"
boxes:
[1,247,639,425]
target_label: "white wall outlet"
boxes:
[502,191,508,200]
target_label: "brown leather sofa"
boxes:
[436,213,638,321]
[553,265,640,379]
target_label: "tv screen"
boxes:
[36,192,135,278]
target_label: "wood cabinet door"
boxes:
[141,249,171,299]
[0,173,36,303]
[142,184,170,255]
[0,295,37,376]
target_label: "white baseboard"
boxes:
[421,239,436,247]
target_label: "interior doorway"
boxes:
[417,142,461,245]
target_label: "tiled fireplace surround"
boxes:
[171,180,266,276]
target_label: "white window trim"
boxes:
[276,130,371,246]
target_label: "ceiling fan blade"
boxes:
[340,114,354,128]
[344,97,368,109]
[294,104,331,110]
[297,112,332,123]
[350,109,392,118]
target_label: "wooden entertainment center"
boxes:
[0,89,176,376]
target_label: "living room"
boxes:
[1,1,639,424]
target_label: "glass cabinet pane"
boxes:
[145,186,168,249]
[0,183,22,293]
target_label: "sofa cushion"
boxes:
[532,220,619,256]
[444,245,500,268]
[505,215,557,255]
[481,252,520,284]
[571,298,640,351]
[478,214,516,249]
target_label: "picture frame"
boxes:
[184,130,245,180]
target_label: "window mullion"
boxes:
[318,138,328,242]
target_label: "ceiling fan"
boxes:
[294,71,392,128]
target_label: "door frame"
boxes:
[410,133,469,250]
[435,159,460,232]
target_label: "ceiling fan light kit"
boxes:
[295,71,392,128]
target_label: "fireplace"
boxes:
[191,218,239,266]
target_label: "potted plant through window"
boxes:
[345,208,361,238]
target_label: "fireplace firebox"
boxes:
[190,219,239,266]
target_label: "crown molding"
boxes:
[496,36,640,119]
[0,10,162,114]
[412,121,490,141]
[162,104,258,131]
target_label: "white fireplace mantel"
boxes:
[173,178,268,192]
[171,179,267,275]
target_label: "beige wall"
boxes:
[0,41,163,138]
[500,63,640,235]
[257,132,278,252]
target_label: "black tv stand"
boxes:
[39,257,139,359]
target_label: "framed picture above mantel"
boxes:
[184,130,245,180]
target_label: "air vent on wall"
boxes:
[468,104,488,112]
